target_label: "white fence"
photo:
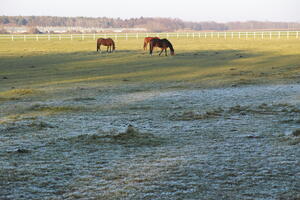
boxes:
[0,31,299,41]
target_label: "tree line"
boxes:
[1,16,300,32]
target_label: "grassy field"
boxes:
[0,38,300,102]
[1,38,300,199]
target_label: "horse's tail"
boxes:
[149,40,154,55]
[96,38,102,52]
[112,40,115,51]
[168,41,175,55]
[143,40,147,50]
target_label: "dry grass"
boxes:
[0,88,40,101]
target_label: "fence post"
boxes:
[297,31,299,39]
[126,33,128,40]
[71,34,73,40]
[48,34,50,40]
[59,35,61,40]
[177,33,179,38]
[205,32,207,39]
[115,33,117,41]
[24,35,26,41]
[231,32,233,39]
[238,32,241,39]
[254,32,256,40]
[262,32,264,39]
[36,35,39,41]
[93,33,96,40]
[269,32,272,40]
[11,35,14,41]
[287,31,289,39]
[224,32,226,40]
[246,32,248,40]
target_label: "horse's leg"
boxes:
[165,48,167,56]
[158,48,164,56]
[107,46,109,53]
[99,44,102,53]
[149,44,153,56]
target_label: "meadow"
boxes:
[1,37,300,91]
[1,37,299,123]
[0,37,300,199]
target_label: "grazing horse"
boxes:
[149,38,175,56]
[143,37,160,50]
[96,38,115,53]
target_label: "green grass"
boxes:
[0,38,300,95]
[0,38,299,123]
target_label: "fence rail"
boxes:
[0,31,299,41]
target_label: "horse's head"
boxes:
[167,41,175,56]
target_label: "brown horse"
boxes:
[96,38,115,53]
[143,37,159,50]
[149,38,175,56]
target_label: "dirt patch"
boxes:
[28,104,85,113]
[65,125,164,147]
[169,108,223,121]
[65,97,96,102]
[169,103,300,121]
[1,120,56,133]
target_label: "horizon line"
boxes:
[2,15,300,24]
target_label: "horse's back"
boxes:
[161,38,170,43]
[150,38,161,44]
[97,38,114,45]
[145,37,159,43]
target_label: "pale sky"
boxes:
[1,0,299,22]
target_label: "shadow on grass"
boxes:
[0,49,299,90]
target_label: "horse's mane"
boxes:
[162,39,174,54]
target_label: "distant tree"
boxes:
[0,17,10,24]
[16,17,28,26]
[0,16,300,32]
